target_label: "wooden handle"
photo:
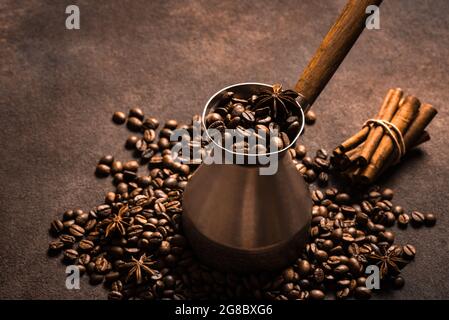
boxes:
[295,0,383,110]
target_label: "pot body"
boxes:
[182,152,311,272]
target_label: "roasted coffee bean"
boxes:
[125,135,139,149]
[158,137,171,149]
[108,290,123,300]
[95,256,111,274]
[403,244,416,259]
[318,172,329,186]
[143,117,160,130]
[316,148,328,159]
[310,289,324,300]
[355,212,369,226]
[411,211,425,227]
[89,274,104,285]
[63,249,79,261]
[205,113,223,127]
[112,111,126,124]
[241,111,255,124]
[123,160,139,172]
[314,157,330,170]
[334,264,349,275]
[347,257,361,274]
[295,144,307,159]
[335,193,350,204]
[354,286,371,300]
[75,212,89,226]
[381,188,394,200]
[96,204,112,217]
[331,228,343,241]
[129,107,144,120]
[313,268,325,283]
[50,219,64,234]
[164,119,178,130]
[135,139,147,152]
[127,116,143,132]
[392,276,405,289]
[304,169,316,182]
[59,234,76,246]
[69,224,85,237]
[379,231,395,243]
[99,155,114,166]
[79,254,91,265]
[287,121,300,139]
[397,213,410,228]
[62,209,75,221]
[336,287,350,300]
[311,190,324,203]
[78,239,94,251]
[424,213,436,227]
[302,156,313,167]
[48,240,64,252]
[96,164,111,177]
[305,110,316,124]
[297,259,311,277]
[392,205,404,217]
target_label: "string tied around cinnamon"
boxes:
[363,119,406,164]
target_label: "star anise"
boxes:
[255,83,299,120]
[105,204,130,237]
[124,254,159,284]
[368,245,408,278]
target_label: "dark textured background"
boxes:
[0,0,448,299]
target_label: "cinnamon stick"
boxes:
[368,131,432,181]
[336,88,399,153]
[358,95,421,184]
[357,88,403,166]
[403,104,437,149]
[367,104,437,182]
[337,127,369,152]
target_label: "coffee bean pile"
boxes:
[205,86,305,153]
[48,108,436,300]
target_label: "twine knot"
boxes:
[363,119,406,164]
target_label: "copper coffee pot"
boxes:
[183,0,383,272]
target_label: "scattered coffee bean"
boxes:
[392,276,405,289]
[354,286,371,300]
[99,155,114,166]
[96,164,111,177]
[112,111,126,124]
[63,249,79,261]
[125,136,139,149]
[411,211,425,228]
[424,213,436,227]
[143,117,159,130]
[381,188,394,200]
[310,289,325,300]
[403,244,416,260]
[397,213,410,228]
[129,107,144,120]
[305,110,316,125]
[127,117,143,132]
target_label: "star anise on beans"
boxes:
[368,245,408,279]
[124,254,159,284]
[255,83,299,120]
[105,204,130,237]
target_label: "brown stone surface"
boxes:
[0,0,448,299]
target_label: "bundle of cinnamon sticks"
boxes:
[331,88,437,184]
